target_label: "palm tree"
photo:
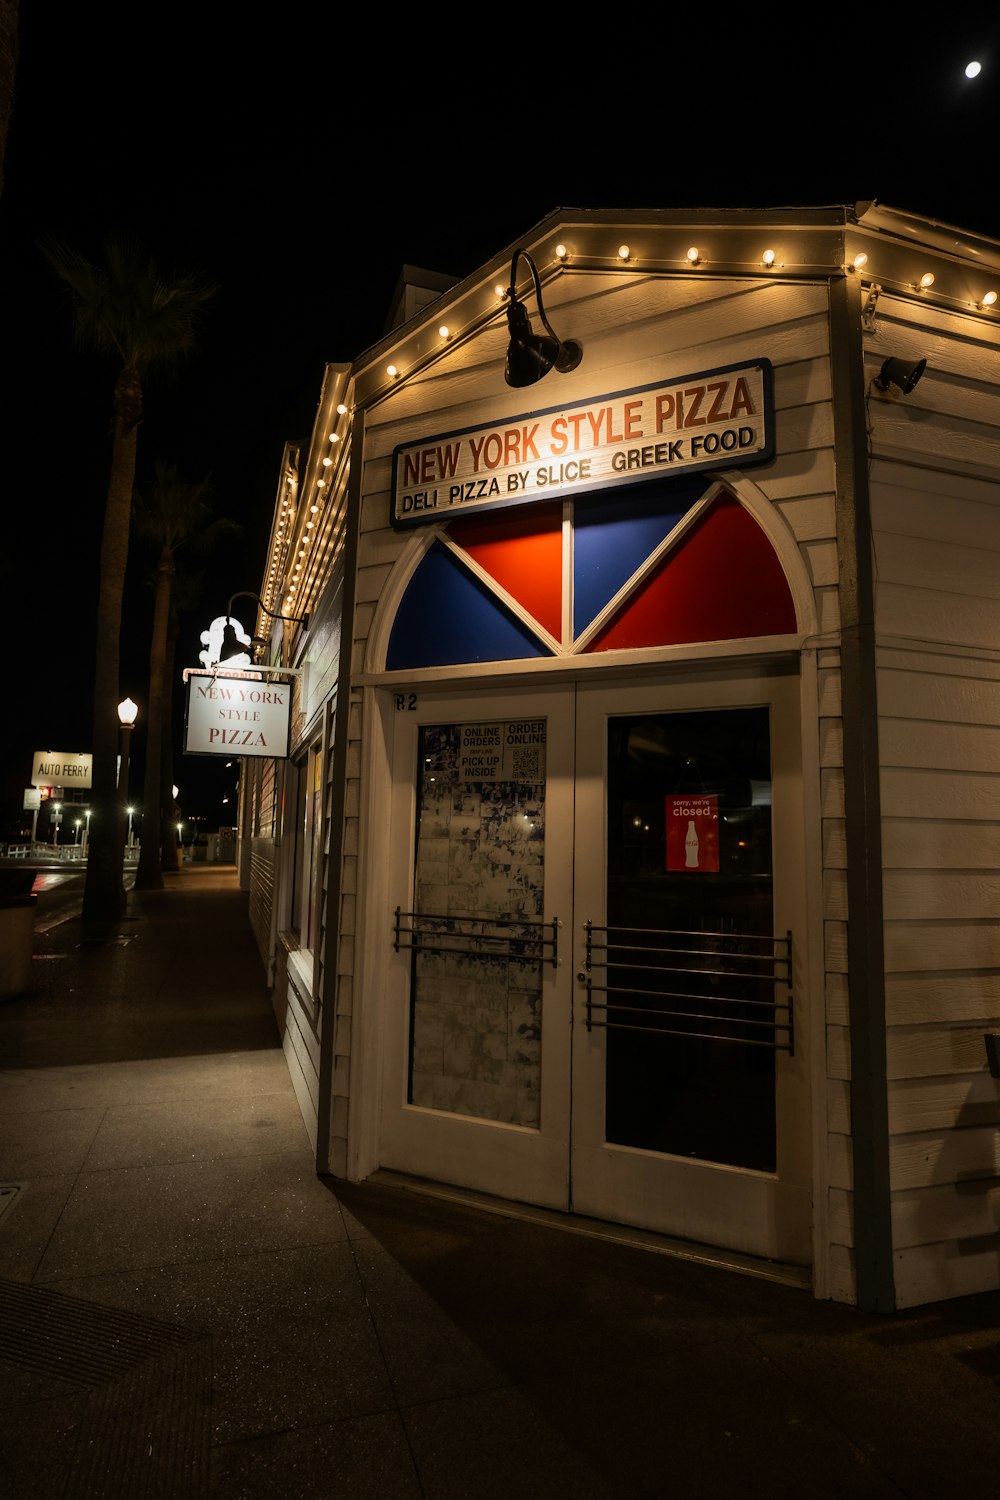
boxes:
[0,0,18,199]
[159,570,204,875]
[132,462,239,890]
[40,234,217,921]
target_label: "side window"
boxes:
[289,742,323,950]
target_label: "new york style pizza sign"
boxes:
[390,360,773,528]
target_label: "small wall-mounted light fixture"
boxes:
[761,249,776,268]
[438,325,451,340]
[504,248,582,388]
[861,283,881,333]
[386,364,399,379]
[918,272,935,290]
[980,290,998,310]
[851,252,869,272]
[873,356,927,395]
[555,244,568,261]
[686,246,700,265]
[617,244,630,262]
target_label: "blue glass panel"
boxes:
[387,542,552,669]
[573,477,711,637]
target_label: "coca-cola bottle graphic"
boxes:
[684,819,699,868]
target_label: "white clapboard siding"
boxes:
[826,971,849,1027]
[827,1080,850,1137]
[823,971,1000,1031]
[879,667,1000,725]
[891,1179,1000,1248]
[887,1074,1000,1134]
[883,922,1000,974]
[885,1027,992,1081]
[881,298,1000,1308]
[823,819,846,869]
[873,464,1000,541]
[828,1185,853,1242]
[773,492,839,546]
[883,870,1000,920]
[881,768,1000,821]
[885,973,1000,1027]
[894,1240,1000,1310]
[890,1124,1000,1188]
[877,531,1000,598]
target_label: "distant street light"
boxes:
[52,801,62,846]
[126,804,135,848]
[74,818,82,844]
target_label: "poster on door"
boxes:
[665,794,719,872]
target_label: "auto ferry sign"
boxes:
[391,359,773,528]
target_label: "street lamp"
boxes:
[52,801,61,846]
[126,805,135,849]
[117,697,138,795]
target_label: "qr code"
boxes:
[510,748,542,780]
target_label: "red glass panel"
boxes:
[448,504,563,641]
[587,496,796,652]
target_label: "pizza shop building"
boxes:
[233,203,1000,1313]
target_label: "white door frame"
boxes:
[351,662,813,1267]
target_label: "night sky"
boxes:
[1,10,998,833]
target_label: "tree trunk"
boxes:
[134,550,173,889]
[82,408,138,923]
[160,600,180,873]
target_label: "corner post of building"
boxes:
[829,269,894,1313]
[315,412,366,1179]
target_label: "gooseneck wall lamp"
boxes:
[218,591,310,668]
[504,248,582,388]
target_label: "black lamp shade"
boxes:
[877,357,926,394]
[218,622,250,665]
[505,298,561,387]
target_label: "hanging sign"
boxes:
[183,673,292,759]
[390,359,773,528]
[666,794,720,872]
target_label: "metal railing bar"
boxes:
[596,958,789,982]
[397,910,554,930]
[392,908,559,966]
[586,997,791,1034]
[399,941,550,963]
[581,1016,790,1047]
[590,923,786,945]
[586,981,791,1012]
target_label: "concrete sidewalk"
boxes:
[4,867,1000,1498]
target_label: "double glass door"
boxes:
[380,669,810,1265]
